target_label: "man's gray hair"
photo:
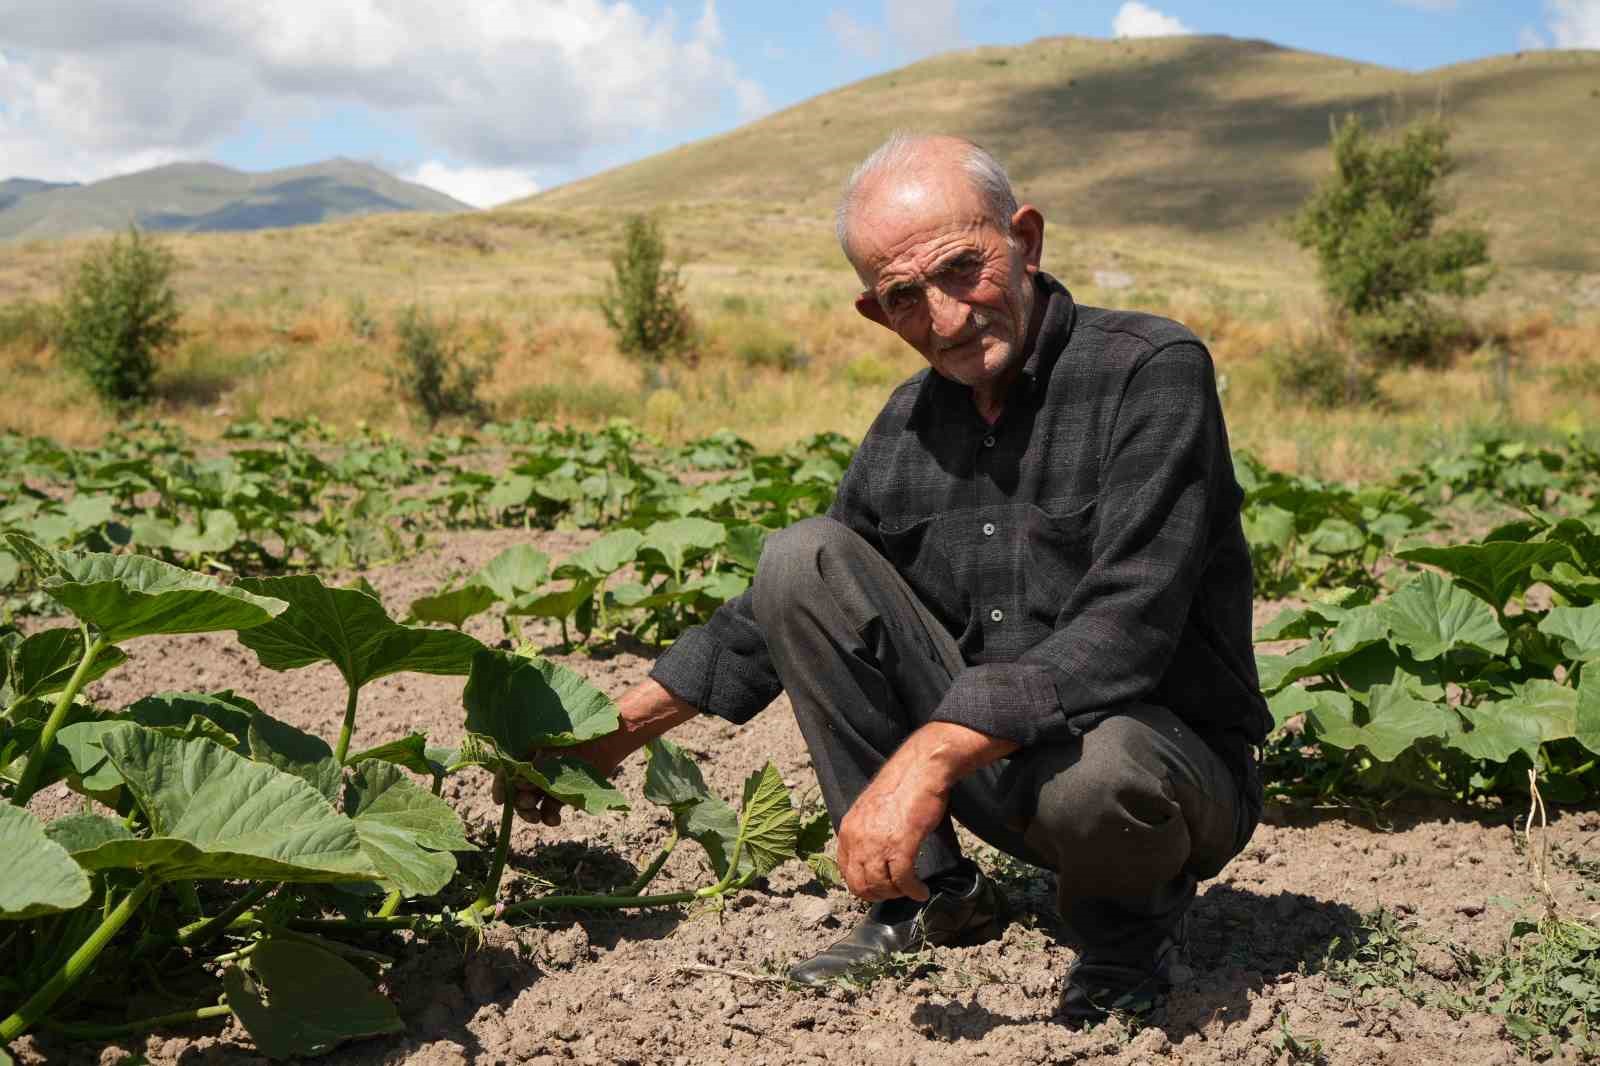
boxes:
[834,132,1019,257]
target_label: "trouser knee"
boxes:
[1023,716,1190,901]
[752,516,854,625]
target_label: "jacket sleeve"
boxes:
[929,341,1230,747]
[648,442,880,723]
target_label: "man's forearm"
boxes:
[612,677,699,751]
[886,720,1019,795]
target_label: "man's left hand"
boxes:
[835,720,1020,903]
[837,759,950,902]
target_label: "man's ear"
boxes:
[1011,205,1045,273]
[855,290,892,330]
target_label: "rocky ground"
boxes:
[15,526,1599,1066]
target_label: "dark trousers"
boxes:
[752,517,1258,960]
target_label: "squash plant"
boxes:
[0,536,835,1061]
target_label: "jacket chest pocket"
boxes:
[1022,500,1097,627]
[876,514,962,626]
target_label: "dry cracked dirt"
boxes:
[15,526,1600,1066]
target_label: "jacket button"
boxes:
[982,435,996,448]
[989,608,1004,623]
[982,522,996,536]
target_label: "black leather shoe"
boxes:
[787,867,1007,985]
[1058,923,1186,1029]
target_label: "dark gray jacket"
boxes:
[652,273,1270,784]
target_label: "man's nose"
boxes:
[925,284,970,340]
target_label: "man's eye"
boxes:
[885,289,917,310]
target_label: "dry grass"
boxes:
[3,31,1596,472]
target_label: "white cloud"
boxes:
[406,162,538,209]
[1547,0,1600,47]
[1519,24,1551,49]
[886,0,962,59]
[828,9,884,60]
[0,1,768,183]
[1111,2,1192,39]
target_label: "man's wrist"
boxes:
[901,721,1019,792]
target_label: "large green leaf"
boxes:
[224,938,403,1059]
[346,761,472,898]
[462,649,620,752]
[1448,701,1546,763]
[0,804,92,921]
[455,735,628,815]
[724,524,769,574]
[644,738,743,879]
[1380,572,1508,661]
[347,733,442,778]
[1305,685,1454,762]
[6,536,286,643]
[235,575,482,689]
[1577,673,1600,756]
[408,584,496,629]
[1266,685,1317,731]
[552,529,644,580]
[475,544,550,603]
[1396,541,1571,610]
[639,518,726,580]
[44,813,134,855]
[249,711,342,803]
[731,763,801,878]
[72,726,377,882]
[1501,679,1581,742]
[1538,606,1600,663]
[507,579,596,621]
[1,627,128,707]
[1334,643,1446,704]
[125,690,258,749]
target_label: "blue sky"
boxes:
[1,2,1593,206]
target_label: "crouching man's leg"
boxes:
[1017,705,1260,1027]
[751,517,1011,983]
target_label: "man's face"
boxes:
[848,165,1043,391]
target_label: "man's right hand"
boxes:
[487,677,699,826]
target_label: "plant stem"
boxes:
[12,630,106,807]
[376,889,403,919]
[0,875,156,1042]
[333,683,360,765]
[471,799,518,914]
[176,882,277,949]
[41,1004,232,1040]
[619,832,677,896]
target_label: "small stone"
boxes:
[793,896,834,929]
[1456,901,1485,917]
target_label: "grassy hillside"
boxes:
[531,35,1600,279]
[0,159,469,241]
[0,35,1596,477]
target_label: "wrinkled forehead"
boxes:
[847,168,992,276]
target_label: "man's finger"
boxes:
[887,853,929,903]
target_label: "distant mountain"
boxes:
[0,159,470,241]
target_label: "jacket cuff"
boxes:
[929,662,1068,748]
[648,626,776,726]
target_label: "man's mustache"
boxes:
[934,311,992,352]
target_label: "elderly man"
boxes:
[496,132,1269,1026]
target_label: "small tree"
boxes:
[390,305,493,426]
[58,227,182,406]
[1291,114,1491,364]
[599,214,693,363]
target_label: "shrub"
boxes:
[57,227,182,406]
[1291,114,1491,365]
[841,354,901,389]
[389,305,493,425]
[599,214,693,363]
[1267,332,1383,408]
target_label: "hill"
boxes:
[527,34,1600,277]
[0,159,469,241]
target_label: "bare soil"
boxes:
[16,527,1600,1066]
